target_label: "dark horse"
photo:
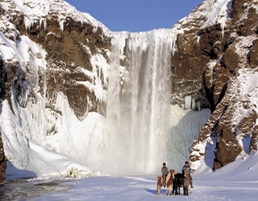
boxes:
[172,173,184,195]
[172,168,191,196]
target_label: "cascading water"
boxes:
[104,29,172,175]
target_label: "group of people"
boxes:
[161,161,193,188]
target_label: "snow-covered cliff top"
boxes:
[0,0,109,32]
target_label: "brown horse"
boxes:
[157,169,175,195]
[183,167,191,196]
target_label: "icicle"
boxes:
[59,19,65,32]
[221,21,226,38]
[185,95,192,110]
[197,35,200,44]
[92,27,97,33]
[24,16,31,31]
[171,29,179,56]
[40,18,47,30]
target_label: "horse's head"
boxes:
[183,167,190,178]
[169,169,175,179]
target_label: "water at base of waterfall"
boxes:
[0,178,71,200]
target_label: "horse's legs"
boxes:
[157,184,160,195]
[177,185,180,195]
[166,187,172,195]
[183,186,189,196]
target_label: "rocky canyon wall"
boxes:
[171,0,258,171]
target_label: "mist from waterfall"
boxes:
[104,29,172,175]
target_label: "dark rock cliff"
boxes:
[171,0,258,171]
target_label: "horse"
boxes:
[172,173,184,195]
[156,169,175,195]
[183,167,191,196]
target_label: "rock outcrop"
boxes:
[171,0,258,171]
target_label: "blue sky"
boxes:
[65,0,203,32]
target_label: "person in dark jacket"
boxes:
[182,161,193,188]
[161,162,169,187]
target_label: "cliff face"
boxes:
[0,0,111,181]
[1,0,110,120]
[170,0,258,171]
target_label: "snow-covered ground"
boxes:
[5,150,258,200]
[35,176,256,201]
[25,152,258,201]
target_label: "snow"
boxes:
[1,0,109,33]
[229,67,258,130]
[0,32,19,62]
[199,0,232,36]
[171,0,233,42]
[11,151,258,201]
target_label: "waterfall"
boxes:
[0,28,211,177]
[104,29,172,175]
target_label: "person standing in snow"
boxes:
[161,162,169,187]
[182,161,193,188]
